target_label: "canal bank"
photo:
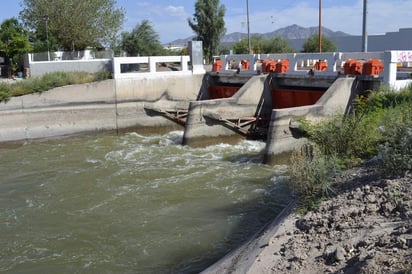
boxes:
[201,166,412,273]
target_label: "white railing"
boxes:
[216,50,412,90]
[113,56,194,79]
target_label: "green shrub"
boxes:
[0,83,11,102]
[378,103,412,176]
[288,144,340,211]
[289,85,412,210]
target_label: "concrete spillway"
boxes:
[182,74,272,146]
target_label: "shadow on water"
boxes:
[168,156,292,273]
[172,182,292,274]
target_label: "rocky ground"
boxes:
[203,166,411,273]
[248,166,412,274]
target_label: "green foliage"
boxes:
[231,35,294,54]
[188,0,226,63]
[0,71,111,102]
[20,0,125,51]
[288,145,340,211]
[289,85,412,211]
[0,83,12,102]
[302,34,337,53]
[378,102,412,176]
[0,18,32,68]
[120,20,164,56]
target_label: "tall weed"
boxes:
[288,145,340,211]
[378,103,412,176]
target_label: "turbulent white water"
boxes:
[0,131,291,273]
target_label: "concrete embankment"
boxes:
[0,75,204,144]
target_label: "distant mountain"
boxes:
[168,24,350,46]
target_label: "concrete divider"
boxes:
[264,77,358,164]
[182,75,272,146]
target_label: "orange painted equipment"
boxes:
[209,86,240,99]
[213,60,222,72]
[275,60,290,73]
[272,89,324,109]
[241,60,250,70]
[262,60,277,73]
[343,59,362,75]
[314,60,328,71]
[362,59,384,75]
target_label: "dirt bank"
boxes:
[203,167,412,273]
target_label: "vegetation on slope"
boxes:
[288,85,412,210]
[0,71,111,102]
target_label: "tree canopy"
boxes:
[120,20,164,56]
[302,34,337,53]
[188,0,226,63]
[232,35,294,54]
[20,0,125,51]
[0,18,32,67]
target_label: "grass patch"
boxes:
[289,85,412,211]
[0,71,111,102]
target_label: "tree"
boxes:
[302,34,337,53]
[231,35,294,54]
[188,0,226,63]
[120,20,164,56]
[20,0,125,51]
[0,18,32,74]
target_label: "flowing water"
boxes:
[0,131,291,273]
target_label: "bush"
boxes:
[288,144,340,211]
[378,103,412,176]
[289,85,412,210]
[0,83,11,102]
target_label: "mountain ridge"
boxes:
[169,24,350,45]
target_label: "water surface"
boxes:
[0,131,291,273]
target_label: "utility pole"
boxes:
[318,0,322,53]
[44,15,50,61]
[362,0,368,52]
[246,0,251,54]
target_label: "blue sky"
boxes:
[1,0,411,43]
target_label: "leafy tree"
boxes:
[188,0,226,63]
[0,18,32,73]
[20,0,125,51]
[302,34,337,53]
[232,35,293,54]
[262,36,294,53]
[120,20,164,56]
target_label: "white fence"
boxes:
[214,50,412,90]
[112,56,194,79]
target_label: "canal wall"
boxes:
[0,75,205,144]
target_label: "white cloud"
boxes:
[164,6,187,17]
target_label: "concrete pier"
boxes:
[182,74,272,146]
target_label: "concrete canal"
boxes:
[0,131,291,273]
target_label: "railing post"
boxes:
[383,51,397,88]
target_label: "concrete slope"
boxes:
[182,75,271,146]
[264,77,357,164]
[0,75,204,144]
